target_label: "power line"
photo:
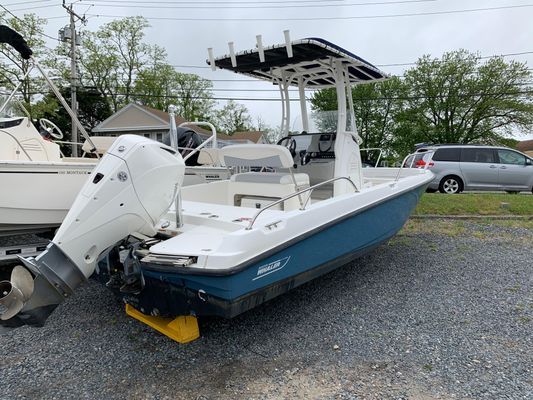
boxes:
[380,51,533,67]
[160,50,533,70]
[0,3,60,42]
[86,0,350,4]
[81,0,439,10]
[98,89,533,101]
[84,4,533,21]
[11,4,60,12]
[3,0,52,6]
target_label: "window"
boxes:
[461,148,495,163]
[143,133,151,138]
[433,148,461,162]
[497,149,526,165]
[156,133,163,142]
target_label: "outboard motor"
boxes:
[163,127,203,166]
[0,135,185,327]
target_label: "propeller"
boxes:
[0,265,34,321]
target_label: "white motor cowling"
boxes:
[0,135,185,325]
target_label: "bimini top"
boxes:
[212,37,388,88]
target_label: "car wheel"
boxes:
[439,176,463,194]
[505,191,520,194]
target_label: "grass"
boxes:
[413,193,533,216]
[399,218,531,241]
[401,219,467,237]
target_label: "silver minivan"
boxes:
[414,145,533,194]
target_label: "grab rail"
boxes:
[246,176,358,230]
[360,147,383,168]
[178,121,218,163]
[0,129,33,161]
[395,150,435,182]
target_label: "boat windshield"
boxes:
[0,94,23,118]
[306,109,354,133]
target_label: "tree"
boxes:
[310,50,533,159]
[214,100,253,134]
[310,76,407,153]
[74,16,161,112]
[393,50,533,155]
[0,13,50,114]
[34,86,112,154]
[133,67,215,121]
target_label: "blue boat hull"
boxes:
[117,184,426,318]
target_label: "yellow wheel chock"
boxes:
[125,304,200,343]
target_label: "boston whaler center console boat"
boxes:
[0,35,433,342]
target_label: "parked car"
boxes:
[412,144,533,194]
[403,152,433,168]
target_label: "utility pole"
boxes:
[60,1,85,156]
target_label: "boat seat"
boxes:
[230,172,309,186]
[229,172,310,211]
[81,136,117,156]
[197,148,220,165]
[217,144,309,211]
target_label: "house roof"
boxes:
[92,103,211,135]
[516,139,533,152]
[92,103,266,144]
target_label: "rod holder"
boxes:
[284,30,293,58]
[207,47,216,71]
[256,34,265,63]
[228,42,237,67]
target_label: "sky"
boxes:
[3,0,533,140]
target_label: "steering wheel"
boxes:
[276,136,297,157]
[39,118,63,139]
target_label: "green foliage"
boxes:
[310,77,408,157]
[75,16,155,112]
[414,193,533,216]
[214,100,253,134]
[34,87,112,154]
[0,13,51,112]
[395,50,533,155]
[133,66,214,121]
[49,16,217,123]
[310,50,533,159]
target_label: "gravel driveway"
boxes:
[1,220,532,400]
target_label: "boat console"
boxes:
[279,132,337,185]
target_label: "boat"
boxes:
[0,93,105,236]
[0,35,434,341]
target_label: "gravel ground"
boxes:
[1,220,533,400]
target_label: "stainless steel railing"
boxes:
[178,121,218,163]
[246,176,358,230]
[394,150,435,182]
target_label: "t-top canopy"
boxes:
[212,37,388,88]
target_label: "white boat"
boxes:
[1,36,433,341]
[0,114,107,235]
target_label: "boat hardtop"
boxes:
[213,37,388,86]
